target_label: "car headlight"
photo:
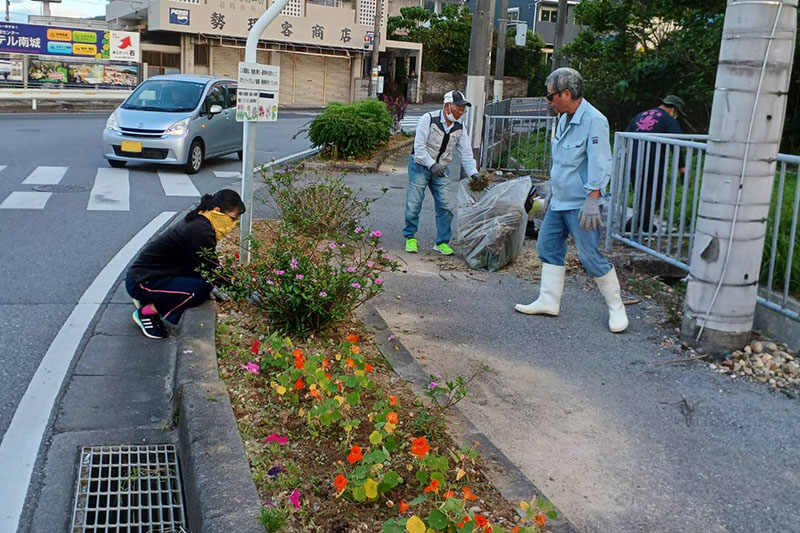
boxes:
[164,118,189,136]
[105,111,120,132]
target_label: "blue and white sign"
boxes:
[169,8,191,26]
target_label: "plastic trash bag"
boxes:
[453,175,531,272]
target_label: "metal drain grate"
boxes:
[32,184,90,193]
[71,445,187,533]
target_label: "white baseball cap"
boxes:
[443,90,472,107]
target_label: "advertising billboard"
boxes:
[0,22,139,62]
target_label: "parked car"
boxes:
[102,74,243,174]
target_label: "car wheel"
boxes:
[237,150,243,161]
[185,140,203,174]
[109,159,127,168]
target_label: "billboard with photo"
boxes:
[29,59,139,87]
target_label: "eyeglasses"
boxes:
[545,90,561,102]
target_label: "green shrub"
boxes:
[260,167,386,239]
[305,99,393,159]
[218,225,398,337]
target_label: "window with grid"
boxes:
[143,51,181,77]
[358,0,385,27]
[194,44,209,67]
[277,0,302,17]
[507,7,519,21]
[539,7,557,23]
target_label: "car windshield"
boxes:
[122,80,206,112]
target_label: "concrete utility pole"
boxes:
[493,0,509,102]
[551,0,568,70]
[681,0,797,349]
[465,0,493,154]
[5,0,10,22]
[369,0,383,98]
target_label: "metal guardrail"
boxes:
[481,112,556,176]
[0,88,132,101]
[605,131,800,321]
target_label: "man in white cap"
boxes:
[403,89,480,255]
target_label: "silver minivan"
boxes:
[102,74,243,174]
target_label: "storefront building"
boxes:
[105,0,421,105]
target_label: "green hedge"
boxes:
[308,99,393,159]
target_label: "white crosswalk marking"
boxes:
[0,166,6,173]
[88,168,130,211]
[21,166,68,185]
[213,171,242,179]
[158,171,201,197]
[400,115,422,132]
[0,191,52,210]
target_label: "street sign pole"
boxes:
[239,0,291,264]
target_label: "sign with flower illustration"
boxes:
[236,61,280,122]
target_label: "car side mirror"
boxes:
[209,104,223,116]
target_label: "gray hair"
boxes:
[545,67,584,100]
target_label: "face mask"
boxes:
[200,210,237,241]
[446,111,457,123]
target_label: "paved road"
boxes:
[0,111,313,531]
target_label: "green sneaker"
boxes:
[433,242,454,255]
[405,238,419,253]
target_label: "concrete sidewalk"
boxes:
[330,153,800,533]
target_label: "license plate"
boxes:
[121,140,142,153]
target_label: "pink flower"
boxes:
[370,230,382,237]
[367,261,374,268]
[378,247,386,252]
[354,226,362,234]
[240,362,260,374]
[265,434,289,445]
[275,269,285,275]
[347,267,356,273]
[267,279,274,285]
[290,258,298,270]
[289,489,301,509]
[328,242,337,249]
[296,274,304,280]
[375,278,383,285]
[351,282,361,289]
[319,291,328,297]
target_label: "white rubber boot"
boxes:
[595,267,629,333]
[514,263,565,316]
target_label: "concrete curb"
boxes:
[361,305,582,533]
[303,137,414,173]
[174,304,264,533]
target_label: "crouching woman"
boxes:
[126,189,245,338]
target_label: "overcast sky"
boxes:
[6,0,108,22]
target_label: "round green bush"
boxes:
[308,99,393,159]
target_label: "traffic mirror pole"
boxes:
[239,0,291,264]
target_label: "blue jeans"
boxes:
[537,206,612,278]
[403,156,452,245]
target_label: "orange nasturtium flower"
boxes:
[474,514,488,527]
[443,490,455,499]
[309,388,321,401]
[389,395,398,406]
[457,515,471,528]
[463,486,478,501]
[294,378,304,390]
[350,345,361,354]
[410,436,430,459]
[386,412,398,425]
[511,527,521,533]
[534,512,547,527]
[322,358,331,369]
[345,358,355,368]
[293,348,303,358]
[364,363,373,372]
[345,334,359,343]
[294,352,305,369]
[347,445,363,464]
[334,474,348,492]
[423,479,439,494]
[399,500,409,513]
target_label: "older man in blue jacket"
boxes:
[515,68,628,333]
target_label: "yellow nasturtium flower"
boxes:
[334,395,345,405]
[364,478,378,499]
[406,515,426,533]
[276,385,287,395]
[456,468,466,481]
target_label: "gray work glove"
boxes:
[429,163,446,177]
[579,195,603,231]
[210,287,230,302]
[247,290,263,305]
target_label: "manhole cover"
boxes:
[32,184,89,193]
[71,444,187,532]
